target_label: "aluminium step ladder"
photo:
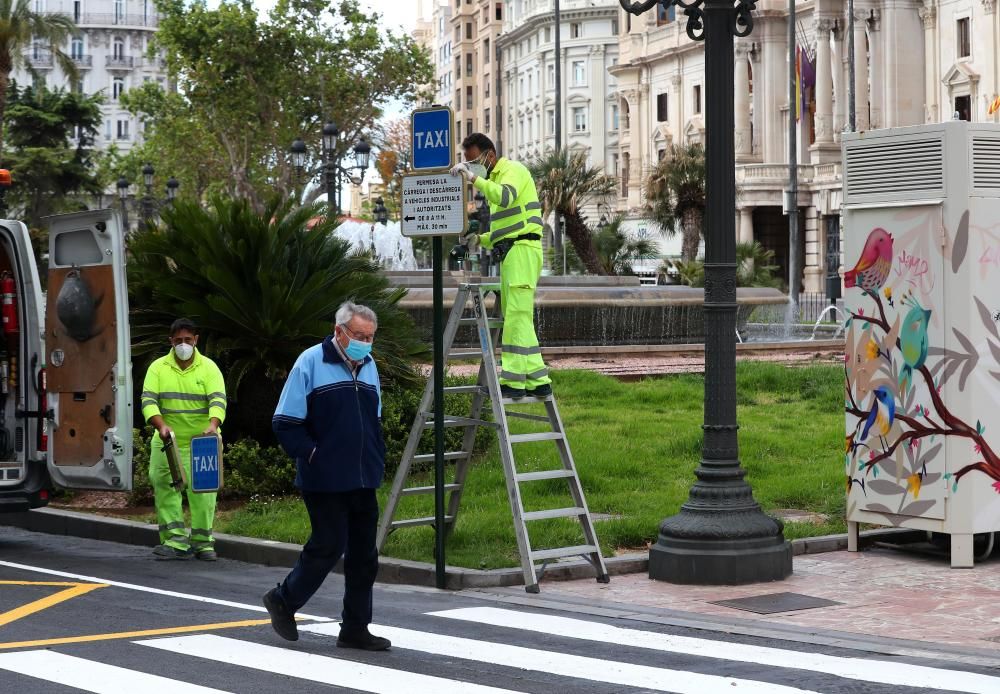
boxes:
[377,282,609,593]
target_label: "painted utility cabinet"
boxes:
[843,121,1000,567]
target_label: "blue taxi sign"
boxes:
[189,433,223,493]
[411,106,454,171]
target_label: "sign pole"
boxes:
[432,234,446,589]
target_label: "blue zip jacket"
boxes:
[272,336,385,492]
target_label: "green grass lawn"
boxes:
[213,362,845,569]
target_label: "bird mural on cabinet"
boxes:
[899,300,932,394]
[845,227,894,293]
[859,385,896,453]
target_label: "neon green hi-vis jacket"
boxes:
[472,157,544,250]
[141,349,227,442]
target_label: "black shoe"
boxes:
[195,549,218,562]
[526,383,552,398]
[263,587,299,641]
[500,384,524,400]
[337,627,391,651]
[152,544,193,560]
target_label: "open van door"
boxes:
[45,210,132,490]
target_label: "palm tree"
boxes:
[594,214,656,276]
[645,143,706,262]
[127,197,426,442]
[528,148,616,275]
[0,0,78,155]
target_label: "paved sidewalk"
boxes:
[532,545,1000,654]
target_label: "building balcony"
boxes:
[71,54,93,69]
[45,11,159,29]
[138,57,168,70]
[25,51,53,69]
[106,56,135,70]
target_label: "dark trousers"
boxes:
[276,488,379,631]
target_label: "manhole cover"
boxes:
[710,592,842,614]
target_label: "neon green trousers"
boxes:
[499,242,551,390]
[150,441,217,554]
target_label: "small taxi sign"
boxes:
[189,433,223,493]
[400,172,466,237]
[411,106,454,171]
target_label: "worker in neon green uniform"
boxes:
[451,133,552,399]
[141,318,227,561]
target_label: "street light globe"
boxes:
[289,138,307,170]
[322,121,340,151]
[166,177,179,200]
[142,163,154,188]
[353,136,371,171]
[116,177,129,200]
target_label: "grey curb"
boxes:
[1,507,924,589]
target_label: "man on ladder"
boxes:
[451,133,552,400]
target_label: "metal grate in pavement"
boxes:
[709,592,843,614]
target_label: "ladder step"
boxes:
[522,506,587,522]
[459,317,503,326]
[443,385,485,395]
[516,469,576,482]
[504,410,552,423]
[448,350,483,359]
[531,544,601,562]
[423,416,494,429]
[411,451,468,464]
[391,515,455,529]
[399,483,462,496]
[508,432,564,443]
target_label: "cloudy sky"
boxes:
[251,0,425,34]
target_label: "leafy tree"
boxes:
[667,241,783,289]
[0,0,78,155]
[373,117,410,218]
[123,0,433,208]
[127,196,426,442]
[0,84,103,231]
[528,148,616,275]
[645,143,706,262]
[594,214,657,276]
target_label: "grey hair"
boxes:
[335,301,378,329]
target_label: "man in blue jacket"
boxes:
[262,301,390,651]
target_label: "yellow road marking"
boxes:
[0,618,279,650]
[0,582,108,628]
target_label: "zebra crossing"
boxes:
[1,606,998,693]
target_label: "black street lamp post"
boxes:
[289,132,371,214]
[141,163,155,223]
[372,196,389,225]
[619,0,792,584]
[166,177,180,203]
[116,176,130,230]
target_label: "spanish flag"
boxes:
[989,95,1000,116]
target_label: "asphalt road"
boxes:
[1,528,998,694]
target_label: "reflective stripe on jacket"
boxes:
[472,157,543,250]
[141,349,227,441]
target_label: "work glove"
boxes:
[449,162,474,180]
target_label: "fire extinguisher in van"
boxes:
[1,272,17,335]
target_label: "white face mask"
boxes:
[466,162,488,179]
[174,343,194,361]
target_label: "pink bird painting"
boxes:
[845,227,894,292]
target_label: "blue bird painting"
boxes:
[898,301,931,393]
[860,385,896,452]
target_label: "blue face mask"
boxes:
[344,338,372,361]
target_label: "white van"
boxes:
[0,209,132,511]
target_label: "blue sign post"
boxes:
[189,433,223,493]
[411,106,454,171]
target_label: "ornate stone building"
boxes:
[17,0,170,154]
[613,0,998,291]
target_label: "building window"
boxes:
[482,6,487,22]
[113,77,124,100]
[466,85,473,109]
[73,0,81,22]
[484,38,490,64]
[547,63,554,89]
[466,118,472,135]
[657,4,676,24]
[957,18,971,59]
[71,36,84,59]
[547,109,554,134]
[466,22,472,39]
[484,79,490,98]
[457,120,462,139]
[105,120,112,140]
[114,0,124,22]
[496,2,502,21]
[456,88,461,109]
[485,108,491,132]
[693,85,702,114]
[611,103,620,130]
[656,92,669,122]
[622,153,630,197]
[572,60,586,86]
[612,19,618,35]
[455,56,461,78]
[573,106,587,132]
[519,77,524,98]
[466,53,472,75]
[544,27,551,43]
[955,95,971,121]
[117,119,130,140]
[113,37,124,60]
[571,23,581,38]
[528,115,534,141]
[73,78,84,94]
